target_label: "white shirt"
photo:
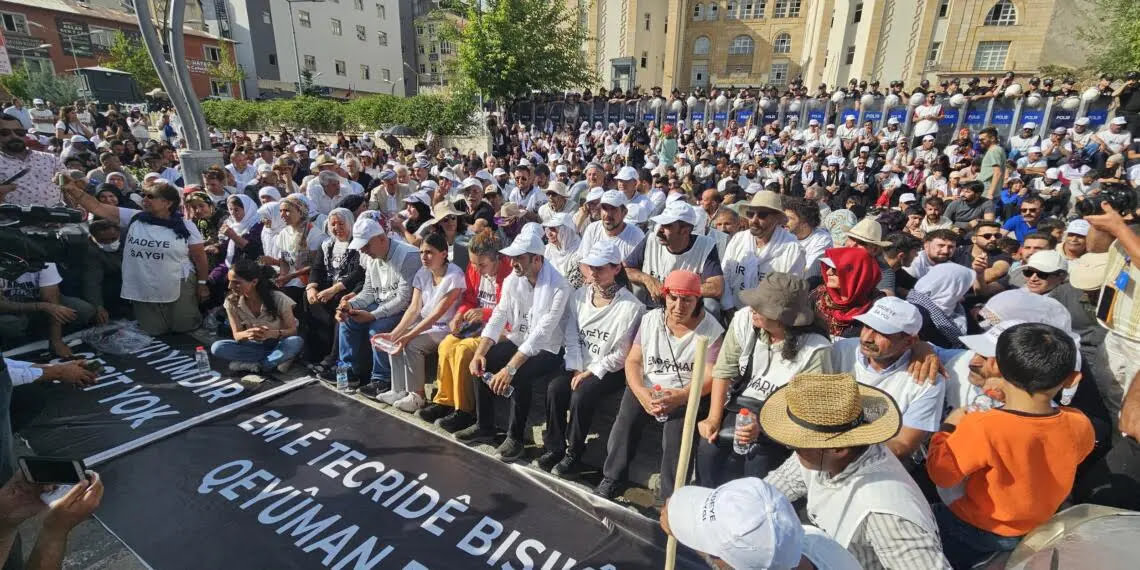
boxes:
[29,107,54,133]
[2,106,32,130]
[117,208,204,303]
[0,263,62,303]
[576,220,645,262]
[636,308,724,390]
[306,184,360,216]
[722,228,806,310]
[798,227,833,279]
[482,260,571,357]
[563,287,645,379]
[507,184,547,212]
[829,338,947,432]
[913,103,942,138]
[413,264,467,336]
[226,163,258,189]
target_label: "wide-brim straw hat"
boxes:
[760,373,900,449]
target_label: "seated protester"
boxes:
[1058,219,1089,260]
[760,373,951,570]
[942,181,995,232]
[261,194,325,305]
[368,169,411,216]
[184,189,227,269]
[783,196,833,282]
[595,270,724,501]
[258,201,285,260]
[572,187,604,234]
[696,273,831,486]
[537,181,573,222]
[303,208,364,365]
[899,228,959,292]
[388,191,433,247]
[810,247,883,338]
[428,230,512,433]
[575,190,646,261]
[0,262,95,357]
[456,176,495,228]
[1005,232,1057,289]
[662,478,862,570]
[919,196,954,234]
[417,201,471,270]
[1037,217,1067,245]
[336,213,419,391]
[722,191,806,312]
[829,297,947,461]
[206,194,264,307]
[1001,194,1044,243]
[542,213,583,288]
[82,219,129,324]
[538,241,644,477]
[844,218,897,296]
[257,186,281,205]
[929,322,1093,570]
[60,180,208,336]
[907,263,977,348]
[951,220,1011,297]
[210,259,303,373]
[997,177,1028,220]
[881,232,922,292]
[373,233,466,413]
[457,227,572,462]
[625,200,723,311]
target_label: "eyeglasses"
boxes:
[0,128,27,137]
[976,233,1000,240]
[1023,269,1060,279]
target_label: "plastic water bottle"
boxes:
[734,409,756,455]
[966,390,1003,413]
[336,361,353,394]
[194,346,211,375]
[651,385,668,423]
[482,372,514,397]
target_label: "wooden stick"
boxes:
[664,335,709,570]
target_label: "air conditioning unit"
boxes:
[925,60,939,70]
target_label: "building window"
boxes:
[204,45,222,63]
[644,13,650,31]
[378,31,388,46]
[692,3,703,20]
[984,1,1017,26]
[773,32,791,54]
[354,0,364,10]
[927,41,942,66]
[361,64,370,80]
[745,1,766,19]
[430,63,438,74]
[707,2,718,20]
[844,45,856,65]
[853,3,863,23]
[331,19,342,36]
[440,40,454,54]
[773,0,800,18]
[728,35,755,55]
[14,57,52,74]
[427,23,435,35]
[641,51,648,68]
[416,25,424,35]
[268,53,277,66]
[418,44,424,54]
[356,24,366,41]
[726,1,737,19]
[89,27,116,51]
[335,59,347,76]
[210,81,231,98]
[382,68,390,81]
[0,12,28,35]
[693,36,710,55]
[262,11,272,24]
[418,63,426,74]
[974,41,1010,70]
[430,42,437,54]
[303,55,316,71]
[298,10,311,28]
[938,0,950,18]
[377,3,386,19]
[770,62,788,84]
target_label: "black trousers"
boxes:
[301,292,347,362]
[471,340,563,441]
[1073,434,1140,511]
[544,370,625,456]
[695,431,790,487]
[601,387,708,500]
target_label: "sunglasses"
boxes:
[1020,208,1040,213]
[1023,269,1060,279]
[746,209,774,219]
[440,215,456,223]
[976,232,1000,240]
[0,128,27,137]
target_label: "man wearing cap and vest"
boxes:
[761,373,950,570]
[458,228,572,463]
[722,191,806,313]
[537,181,573,223]
[625,200,723,309]
[457,176,495,227]
[614,165,652,214]
[576,190,646,261]
[368,169,411,216]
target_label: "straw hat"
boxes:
[423,200,464,228]
[845,218,890,247]
[759,373,900,449]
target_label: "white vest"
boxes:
[722,228,806,309]
[121,221,190,303]
[638,308,724,389]
[803,445,940,548]
[643,235,716,282]
[565,287,645,372]
[729,309,832,401]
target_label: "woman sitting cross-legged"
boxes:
[210,259,304,373]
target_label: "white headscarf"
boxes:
[542,213,581,277]
[258,186,281,202]
[258,201,285,258]
[913,263,976,333]
[324,207,355,243]
[226,194,261,238]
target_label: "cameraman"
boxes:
[0,263,94,358]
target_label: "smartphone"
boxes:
[18,457,87,485]
[1097,286,1117,325]
[2,168,29,186]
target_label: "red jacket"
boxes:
[457,256,513,322]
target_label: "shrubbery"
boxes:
[201,94,476,135]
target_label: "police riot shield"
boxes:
[1017,98,1047,140]
[1084,98,1113,129]
[963,99,988,137]
[534,99,549,128]
[606,101,623,126]
[517,98,534,127]
[989,97,1018,141]
[885,101,910,138]
[802,98,826,130]
[733,99,757,126]
[624,100,639,125]
[838,97,859,128]
[642,101,658,125]
[1046,97,1078,131]
[549,100,564,128]
[690,99,708,125]
[931,95,955,146]
[860,96,886,133]
[759,97,779,127]
[591,98,607,125]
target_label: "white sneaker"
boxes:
[229,361,261,373]
[375,390,406,405]
[394,392,425,413]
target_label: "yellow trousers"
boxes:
[433,334,479,413]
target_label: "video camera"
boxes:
[0,204,87,281]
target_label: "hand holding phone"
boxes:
[19,456,87,485]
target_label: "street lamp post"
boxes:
[286,0,326,96]
[11,43,52,75]
[381,77,403,96]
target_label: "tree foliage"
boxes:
[1081,0,1140,75]
[101,31,161,91]
[201,94,476,135]
[436,0,595,103]
[207,41,246,85]
[0,68,80,105]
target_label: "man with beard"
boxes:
[624,201,723,310]
[943,181,994,233]
[0,113,61,206]
[722,191,806,312]
[952,221,1011,297]
[828,297,947,461]
[457,177,494,227]
[575,190,645,261]
[1001,195,1044,243]
[901,229,959,290]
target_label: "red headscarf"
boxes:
[812,247,883,336]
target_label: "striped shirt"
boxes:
[765,445,952,570]
[1097,235,1140,341]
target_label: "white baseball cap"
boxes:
[419,180,440,193]
[585,187,605,203]
[32,98,44,105]
[579,240,622,267]
[1023,122,1037,130]
[1066,219,1090,236]
[499,230,545,257]
[292,143,307,152]
[887,117,900,125]
[923,134,935,142]
[600,189,628,208]
[545,181,570,197]
[492,167,507,177]
[624,203,649,224]
[1027,146,1042,154]
[899,192,917,204]
[555,164,569,175]
[651,200,697,226]
[745,182,764,195]
[1113,116,1128,125]
[459,176,482,191]
[960,319,1028,358]
[854,297,923,336]
[1044,167,1060,179]
[1075,117,1091,126]
[541,212,573,229]
[808,118,820,126]
[348,217,385,249]
[667,479,805,570]
[1022,250,1069,274]
[404,190,432,206]
[614,166,639,181]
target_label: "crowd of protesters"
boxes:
[1,70,1140,568]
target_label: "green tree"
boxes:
[1081,0,1140,75]
[0,68,80,105]
[0,68,31,101]
[101,31,161,91]
[436,0,595,104]
[207,41,246,91]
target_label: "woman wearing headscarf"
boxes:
[810,247,884,338]
[184,190,227,269]
[258,186,282,204]
[260,194,325,306]
[906,262,976,348]
[696,273,831,485]
[258,201,285,259]
[303,207,364,365]
[541,212,583,288]
[60,179,208,335]
[206,194,264,307]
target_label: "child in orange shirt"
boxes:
[927,321,1094,570]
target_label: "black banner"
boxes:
[95,385,688,568]
[14,335,268,459]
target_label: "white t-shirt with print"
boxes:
[413,263,467,335]
[0,263,62,303]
